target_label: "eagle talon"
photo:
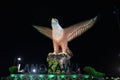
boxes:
[48,52,52,56]
[62,52,67,55]
[53,52,57,55]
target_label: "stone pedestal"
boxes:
[47,52,71,74]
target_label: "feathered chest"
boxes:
[52,28,64,41]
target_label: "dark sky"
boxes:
[0,0,120,77]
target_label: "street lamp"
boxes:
[17,57,21,64]
[17,57,24,73]
[13,57,21,66]
[17,57,21,61]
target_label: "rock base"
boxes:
[47,52,71,74]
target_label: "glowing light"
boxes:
[105,77,109,79]
[9,74,83,80]
[71,74,77,78]
[17,57,21,61]
[83,74,89,79]
[20,74,24,78]
[60,75,65,78]
[48,74,55,78]
[39,75,44,78]
[10,74,17,77]
[11,74,15,77]
[111,77,114,79]
[32,69,36,73]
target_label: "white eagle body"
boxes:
[52,24,64,42]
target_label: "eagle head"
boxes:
[51,18,59,27]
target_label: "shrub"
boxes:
[9,66,18,74]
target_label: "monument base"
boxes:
[47,52,71,74]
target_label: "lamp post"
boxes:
[17,57,24,73]
[13,57,22,66]
[17,57,21,61]
[17,57,21,64]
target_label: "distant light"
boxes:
[11,74,15,77]
[39,75,44,78]
[61,75,65,78]
[111,77,114,79]
[32,69,36,73]
[83,74,89,79]
[117,77,120,79]
[48,74,55,78]
[105,77,109,79]
[71,75,77,78]
[17,57,21,61]
[20,74,24,78]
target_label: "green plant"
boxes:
[83,66,105,78]
[9,66,18,74]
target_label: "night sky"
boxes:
[0,0,120,77]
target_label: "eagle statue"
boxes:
[33,16,97,57]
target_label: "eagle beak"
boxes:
[52,18,55,23]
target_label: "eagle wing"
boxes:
[33,25,52,39]
[64,16,97,42]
